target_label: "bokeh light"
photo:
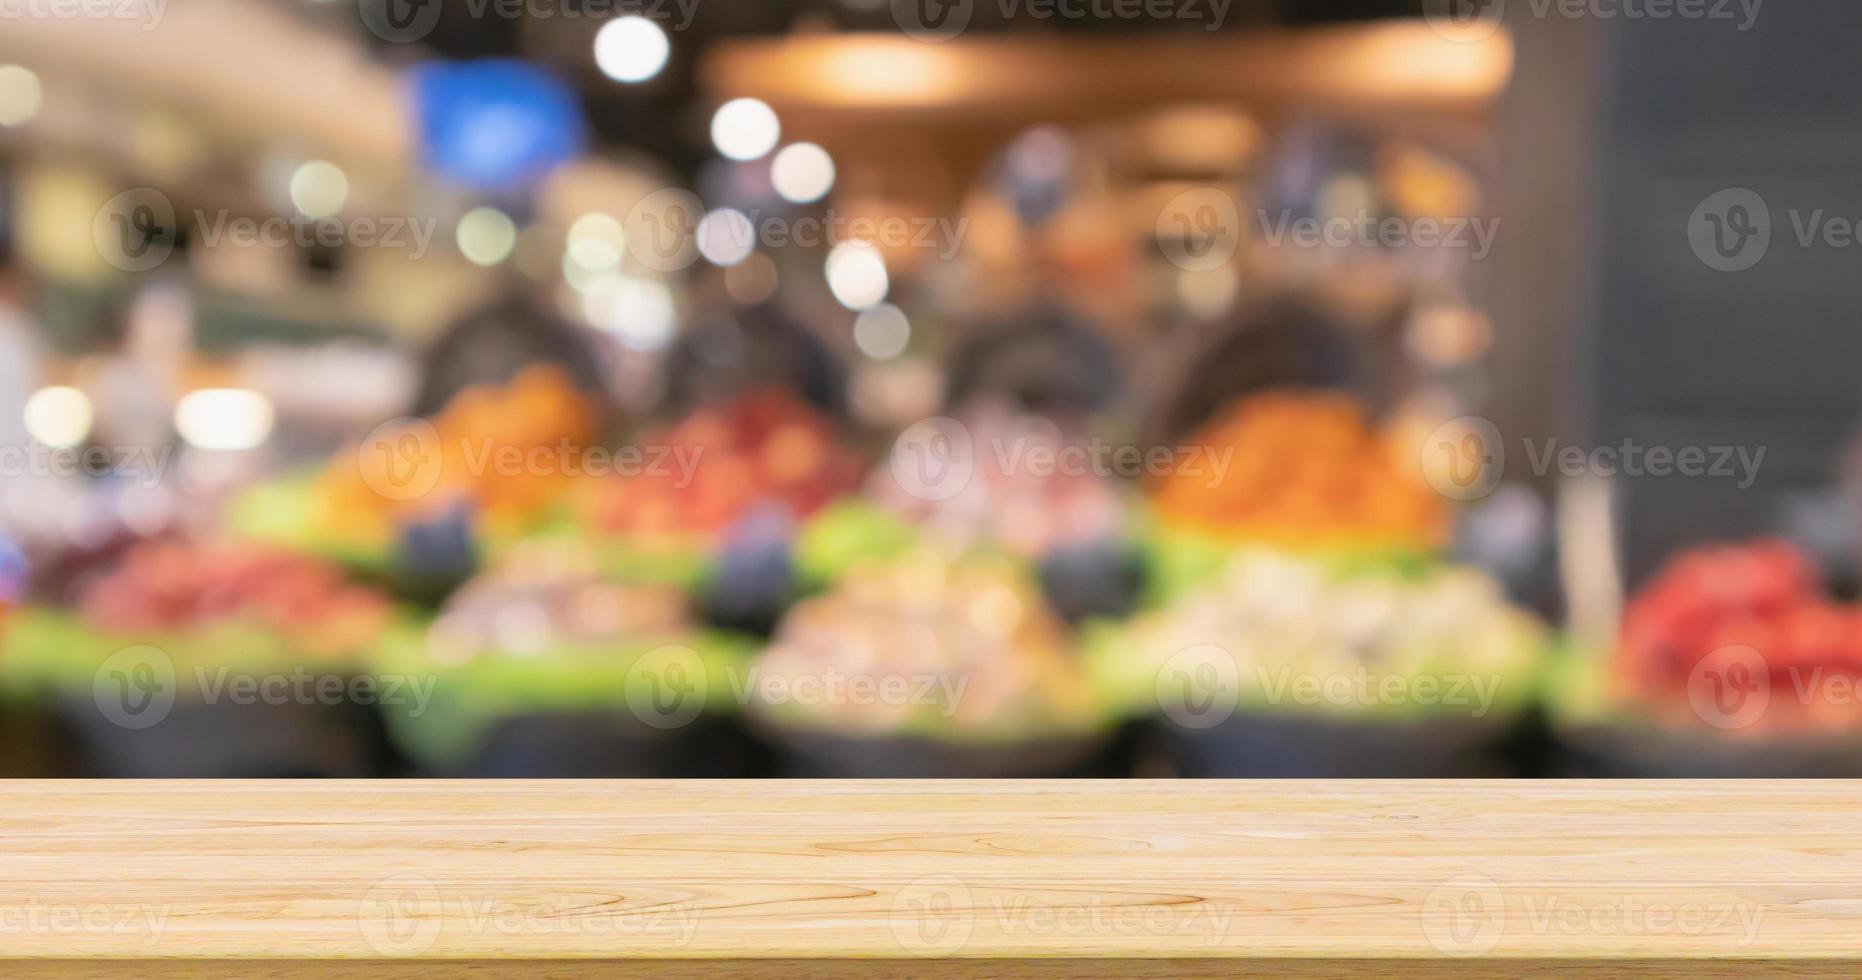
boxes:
[455,206,518,266]
[825,241,888,310]
[0,65,43,128]
[710,98,780,161]
[771,143,835,204]
[174,389,275,452]
[853,303,910,359]
[22,386,92,448]
[594,17,670,84]
[288,160,348,219]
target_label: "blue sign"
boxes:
[411,60,586,193]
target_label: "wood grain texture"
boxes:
[0,781,1857,975]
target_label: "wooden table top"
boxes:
[1,780,1857,977]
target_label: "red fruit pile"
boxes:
[77,541,392,656]
[591,388,864,539]
[1619,539,1862,730]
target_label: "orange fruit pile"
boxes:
[1150,390,1447,550]
[320,365,599,544]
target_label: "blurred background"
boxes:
[0,0,1854,778]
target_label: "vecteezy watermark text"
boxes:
[1154,646,1505,730]
[886,416,1235,502]
[0,443,172,487]
[1153,187,1500,271]
[1257,210,1501,261]
[91,647,437,731]
[1423,0,1762,43]
[1687,187,1862,272]
[1420,417,1764,501]
[891,0,1231,42]
[1422,874,1764,956]
[889,875,1237,956]
[622,189,969,272]
[92,188,439,273]
[0,0,165,29]
[356,418,704,503]
[357,874,702,956]
[0,898,171,945]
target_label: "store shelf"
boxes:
[0,780,1857,976]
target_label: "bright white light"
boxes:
[771,143,835,204]
[710,98,780,162]
[594,16,670,83]
[22,386,91,448]
[584,276,676,351]
[825,241,888,310]
[696,208,755,267]
[0,65,43,128]
[567,237,621,272]
[853,303,910,359]
[288,160,348,219]
[569,212,626,245]
[564,213,627,291]
[456,207,517,266]
[175,389,274,452]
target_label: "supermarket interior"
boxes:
[0,0,1854,778]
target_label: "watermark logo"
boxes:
[93,188,440,272]
[89,651,438,730]
[1422,0,1505,42]
[1157,187,1241,272]
[352,422,703,503]
[360,0,699,42]
[1424,876,1764,951]
[889,416,976,501]
[0,443,173,487]
[624,188,704,273]
[1155,188,1500,266]
[1155,645,1241,730]
[1423,874,1506,956]
[358,0,443,43]
[626,194,969,271]
[1416,417,1764,501]
[92,188,177,273]
[885,417,1235,502]
[890,875,976,955]
[624,645,708,729]
[358,417,446,503]
[1425,0,1762,43]
[1420,416,1506,502]
[891,0,973,41]
[358,874,444,955]
[0,897,171,945]
[1688,187,1770,272]
[892,0,1229,40]
[1688,188,1862,273]
[1687,645,1770,730]
[0,0,167,30]
[91,646,176,731]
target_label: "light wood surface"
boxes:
[0,781,1858,976]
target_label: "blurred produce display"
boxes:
[1545,539,1862,777]
[752,549,1107,744]
[1151,390,1447,551]
[1601,539,1860,735]
[1097,549,1545,722]
[372,540,756,775]
[0,7,1585,778]
[1,540,403,777]
[1091,548,1545,777]
[571,387,862,573]
[13,540,392,671]
[870,403,1130,559]
[237,365,599,571]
